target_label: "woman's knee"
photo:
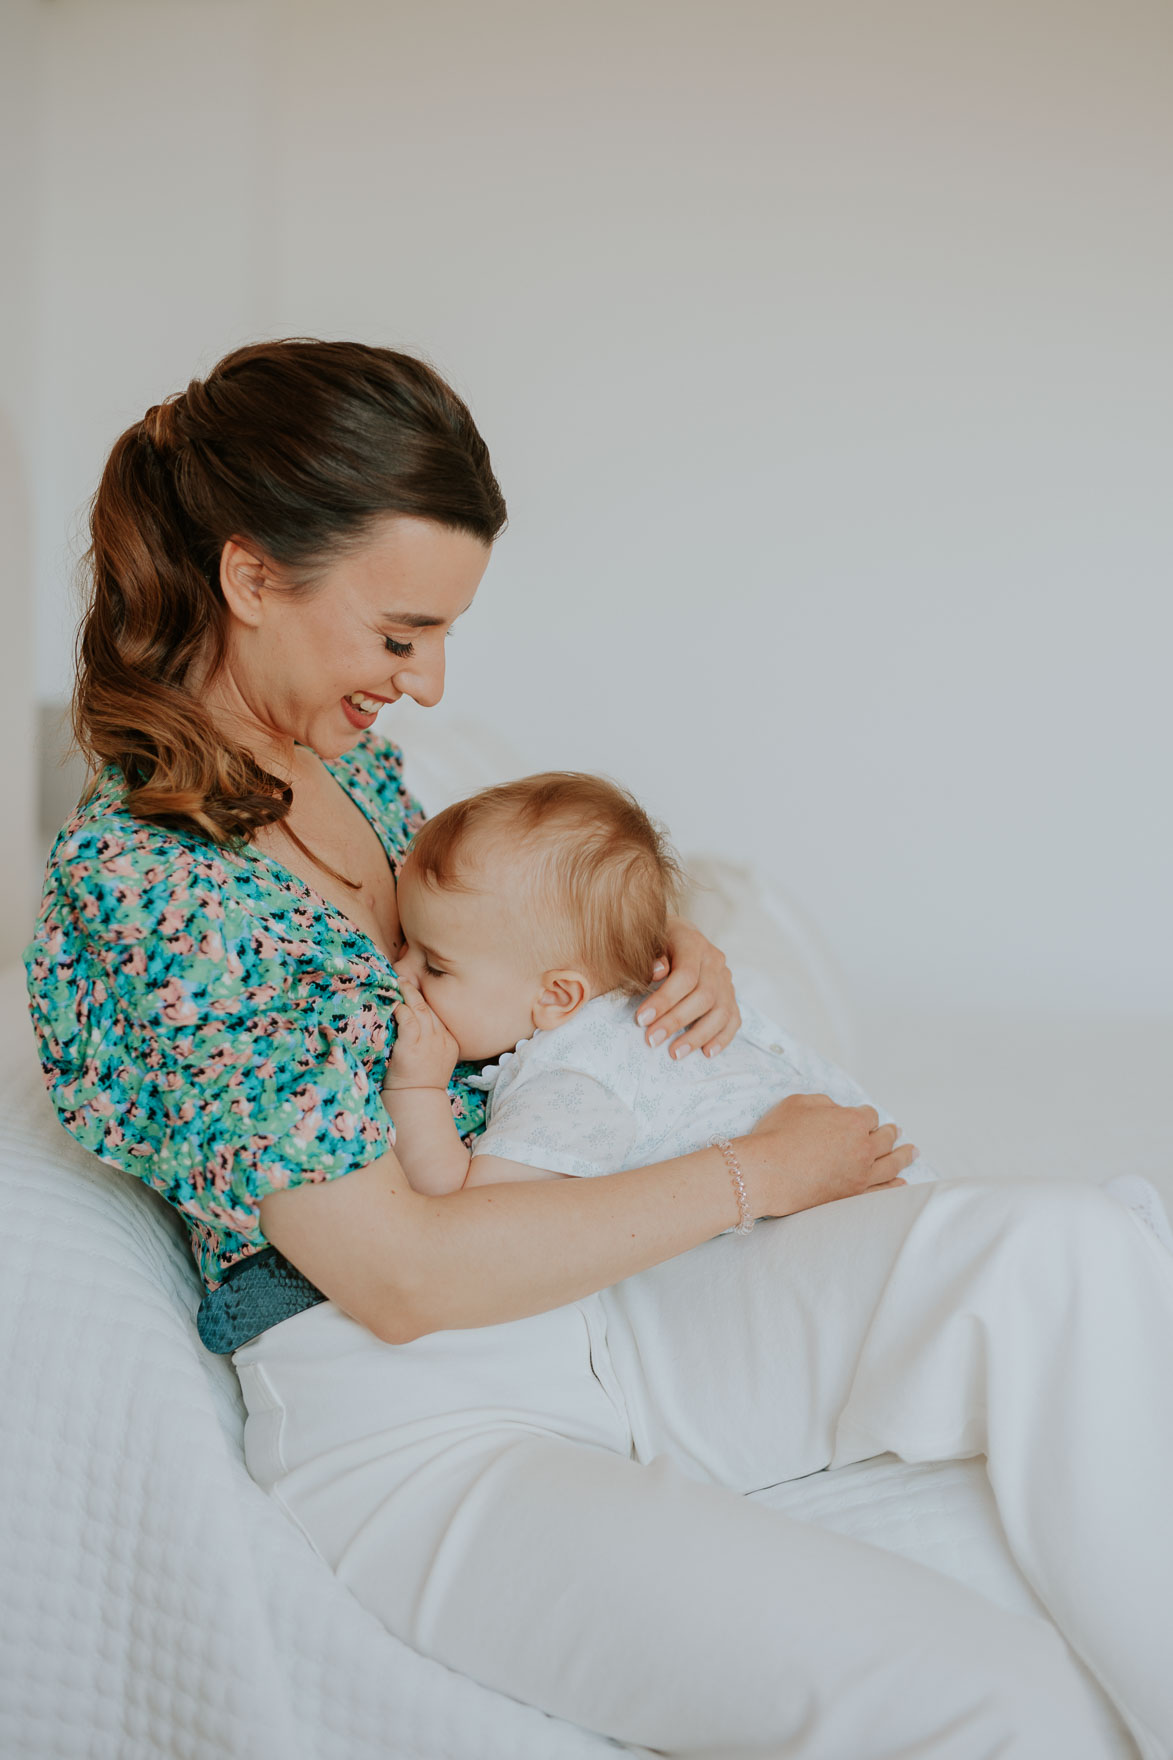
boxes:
[943,1177,1140,1266]
[959,1617,1119,1759]
[1003,1178,1159,1272]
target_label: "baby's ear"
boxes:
[531,970,591,1031]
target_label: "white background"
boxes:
[4,0,1171,1023]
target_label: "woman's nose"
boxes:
[395,639,446,709]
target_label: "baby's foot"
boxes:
[1100,1174,1173,1255]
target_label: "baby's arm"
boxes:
[382,979,474,1195]
[385,982,574,1193]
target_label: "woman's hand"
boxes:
[741,1092,918,1219]
[384,976,460,1094]
[635,916,740,1059]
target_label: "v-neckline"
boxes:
[242,748,402,976]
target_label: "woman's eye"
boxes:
[385,636,414,657]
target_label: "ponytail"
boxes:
[73,339,507,844]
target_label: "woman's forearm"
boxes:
[259,1095,916,1345]
[398,1149,745,1335]
[260,1137,751,1345]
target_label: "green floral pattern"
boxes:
[24,732,487,1292]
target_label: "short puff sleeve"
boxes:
[26,822,399,1292]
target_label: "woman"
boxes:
[25,339,1173,1760]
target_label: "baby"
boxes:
[385,771,931,1197]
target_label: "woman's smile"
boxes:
[342,689,399,728]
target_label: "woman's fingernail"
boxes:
[649,1027,667,1047]
[673,1041,692,1060]
[636,1007,654,1027]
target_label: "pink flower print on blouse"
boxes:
[157,979,199,1027]
[24,729,487,1296]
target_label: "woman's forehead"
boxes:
[333,515,489,617]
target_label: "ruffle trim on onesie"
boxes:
[461,1031,538,1092]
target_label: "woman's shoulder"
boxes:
[40,764,246,940]
[325,728,409,798]
[323,728,426,853]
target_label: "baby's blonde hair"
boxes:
[406,772,685,994]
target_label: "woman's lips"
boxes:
[341,695,380,729]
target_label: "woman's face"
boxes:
[215,514,492,760]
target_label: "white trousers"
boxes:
[233,1178,1173,1759]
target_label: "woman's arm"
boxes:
[259,1094,916,1344]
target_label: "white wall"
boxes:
[31,0,1173,1016]
[0,0,39,963]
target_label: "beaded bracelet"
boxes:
[710,1136,755,1235]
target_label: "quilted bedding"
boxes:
[0,966,1135,1758]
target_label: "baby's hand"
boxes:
[385,976,460,1092]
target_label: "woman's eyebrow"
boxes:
[379,600,474,629]
[379,610,448,629]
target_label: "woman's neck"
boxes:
[197,662,299,783]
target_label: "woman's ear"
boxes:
[531,970,592,1031]
[219,538,271,628]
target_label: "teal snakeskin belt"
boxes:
[197,1247,327,1353]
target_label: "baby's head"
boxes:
[394,772,683,1059]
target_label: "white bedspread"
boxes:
[0,967,1139,1758]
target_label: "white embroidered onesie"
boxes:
[469,991,938,1183]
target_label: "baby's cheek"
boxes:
[421,981,460,1033]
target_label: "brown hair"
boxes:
[406,773,685,994]
[74,338,507,845]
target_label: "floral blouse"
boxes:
[23,732,487,1294]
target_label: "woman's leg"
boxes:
[599,1177,1173,1758]
[292,1423,1116,1759]
[238,1293,1120,1759]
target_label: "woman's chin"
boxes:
[303,712,367,760]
